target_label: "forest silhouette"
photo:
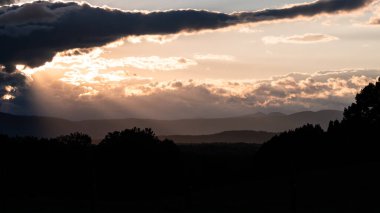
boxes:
[1,79,380,212]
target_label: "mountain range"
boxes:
[0,110,343,139]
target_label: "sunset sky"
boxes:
[1,0,380,119]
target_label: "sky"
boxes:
[0,0,380,120]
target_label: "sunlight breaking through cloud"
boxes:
[19,69,379,120]
[26,48,196,72]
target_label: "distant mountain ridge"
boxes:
[0,110,343,139]
[243,112,286,118]
[160,130,276,144]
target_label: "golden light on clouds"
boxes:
[2,94,15,100]
[16,45,207,98]
[18,47,197,87]
[4,85,14,92]
[60,70,132,86]
[1,85,16,100]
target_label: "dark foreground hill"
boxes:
[160,130,276,144]
[0,110,342,138]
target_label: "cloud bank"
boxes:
[6,69,378,120]
[122,69,379,114]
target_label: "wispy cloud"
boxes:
[21,48,197,76]
[125,34,180,44]
[238,26,263,33]
[120,56,197,71]
[262,33,339,44]
[194,54,236,61]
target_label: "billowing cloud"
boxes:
[121,70,379,112]
[262,33,339,44]
[125,34,181,44]
[6,69,379,119]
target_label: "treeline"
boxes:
[0,127,260,212]
[0,128,181,202]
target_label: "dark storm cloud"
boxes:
[0,0,375,91]
[236,0,374,22]
[0,1,234,72]
[0,0,17,6]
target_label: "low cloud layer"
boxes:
[4,69,379,120]
[262,33,339,44]
[121,69,379,114]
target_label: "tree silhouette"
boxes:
[54,132,92,147]
[99,127,159,149]
[343,78,380,125]
[254,124,325,175]
[94,127,181,200]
